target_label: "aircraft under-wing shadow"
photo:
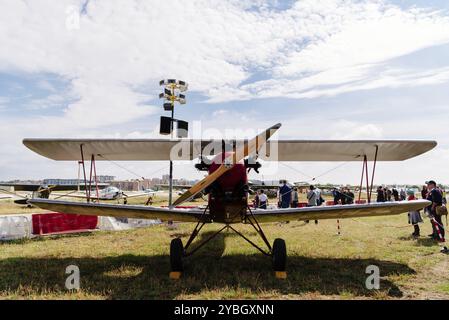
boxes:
[24,123,436,278]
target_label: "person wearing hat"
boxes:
[426,180,445,241]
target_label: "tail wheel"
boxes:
[272,238,287,271]
[170,238,184,272]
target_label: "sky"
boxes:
[0,0,448,186]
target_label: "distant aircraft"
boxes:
[61,185,151,202]
[0,183,107,206]
[24,123,435,278]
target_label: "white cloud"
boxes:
[0,0,449,182]
[1,0,449,112]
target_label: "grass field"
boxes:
[1,192,449,300]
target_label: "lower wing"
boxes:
[251,200,430,223]
[29,199,208,223]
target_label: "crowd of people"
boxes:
[376,186,408,202]
[252,181,326,209]
[251,179,448,253]
[332,187,355,205]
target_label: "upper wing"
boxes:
[252,200,430,223]
[274,140,437,161]
[28,199,207,222]
[23,139,436,161]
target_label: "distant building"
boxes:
[43,175,115,186]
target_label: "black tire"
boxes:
[170,238,184,272]
[272,238,287,271]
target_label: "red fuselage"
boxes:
[207,153,248,224]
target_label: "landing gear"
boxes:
[170,238,184,272]
[168,206,288,279]
[272,238,287,272]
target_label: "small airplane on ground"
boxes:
[0,183,107,206]
[61,185,151,202]
[24,123,435,278]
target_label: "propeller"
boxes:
[172,123,281,206]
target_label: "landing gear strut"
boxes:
[170,238,184,272]
[168,206,288,279]
[272,238,287,275]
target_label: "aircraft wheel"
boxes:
[170,238,184,272]
[272,238,287,271]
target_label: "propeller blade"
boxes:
[172,123,281,206]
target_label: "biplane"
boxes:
[24,123,435,278]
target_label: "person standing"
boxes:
[408,194,423,237]
[291,187,299,208]
[258,190,268,209]
[386,188,392,202]
[340,187,347,205]
[392,188,399,201]
[306,185,319,224]
[426,180,445,241]
[421,185,428,199]
[400,189,407,201]
[377,186,385,202]
[333,188,341,205]
[346,188,355,204]
[315,186,324,206]
[278,180,292,209]
[253,190,260,209]
[307,185,318,207]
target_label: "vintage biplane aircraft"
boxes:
[24,123,435,278]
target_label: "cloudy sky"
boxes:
[0,0,448,186]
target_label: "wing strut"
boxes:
[79,144,100,203]
[358,145,379,203]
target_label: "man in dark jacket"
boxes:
[392,188,399,201]
[426,180,445,241]
[377,186,385,202]
[278,180,292,209]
